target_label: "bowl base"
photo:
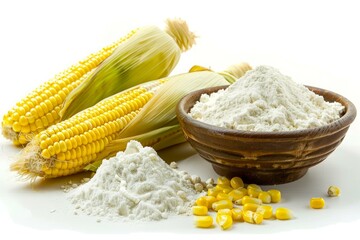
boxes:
[212,164,308,185]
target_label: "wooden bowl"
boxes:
[176,85,357,185]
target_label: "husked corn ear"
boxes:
[2,31,135,145]
[11,81,163,179]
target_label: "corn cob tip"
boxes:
[10,140,48,180]
[165,18,196,52]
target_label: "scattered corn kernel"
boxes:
[256,205,273,219]
[275,207,293,220]
[328,186,340,197]
[268,189,281,203]
[253,212,264,224]
[258,191,271,204]
[228,189,246,201]
[204,196,217,209]
[241,196,262,205]
[196,197,208,207]
[243,210,254,224]
[217,176,230,186]
[310,197,325,209]
[230,177,244,189]
[216,213,233,230]
[216,192,232,201]
[247,184,262,191]
[212,199,233,211]
[192,206,208,216]
[243,203,260,212]
[208,187,221,197]
[231,208,243,221]
[248,188,262,198]
[217,208,232,216]
[194,216,213,228]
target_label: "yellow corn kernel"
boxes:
[216,192,232,201]
[212,200,233,211]
[194,216,213,228]
[243,203,260,212]
[215,184,233,194]
[207,187,221,197]
[258,191,271,204]
[195,197,208,207]
[231,208,243,221]
[243,210,254,224]
[217,208,232,216]
[216,213,233,230]
[248,188,262,198]
[241,196,262,205]
[228,189,246,202]
[328,186,341,197]
[236,187,248,196]
[253,212,263,224]
[275,207,293,220]
[230,177,244,189]
[256,205,273,219]
[268,189,281,203]
[217,176,230,186]
[310,197,325,209]
[192,206,208,216]
[247,184,262,191]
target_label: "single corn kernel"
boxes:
[256,205,273,219]
[243,210,254,224]
[268,189,281,203]
[203,196,217,209]
[195,196,208,207]
[242,196,262,205]
[228,189,246,202]
[194,216,213,228]
[231,208,243,221]
[216,213,233,230]
[212,200,233,211]
[216,192,232,201]
[310,197,325,209]
[248,188,262,198]
[258,191,271,204]
[275,207,293,220]
[328,186,341,197]
[243,203,260,212]
[217,176,230,186]
[217,208,232,216]
[208,187,221,197]
[236,187,248,196]
[253,212,264,224]
[230,177,244,189]
[192,206,208,216]
[247,184,262,191]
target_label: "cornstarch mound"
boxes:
[69,140,199,221]
[189,65,344,131]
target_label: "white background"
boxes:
[0,0,359,239]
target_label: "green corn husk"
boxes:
[60,18,196,120]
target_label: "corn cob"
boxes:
[2,18,196,146]
[11,63,251,180]
[11,80,165,179]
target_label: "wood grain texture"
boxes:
[176,85,357,184]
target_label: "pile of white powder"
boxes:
[69,140,199,221]
[189,65,344,131]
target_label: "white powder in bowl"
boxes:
[189,65,344,131]
[68,140,199,221]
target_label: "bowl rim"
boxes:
[177,85,357,138]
